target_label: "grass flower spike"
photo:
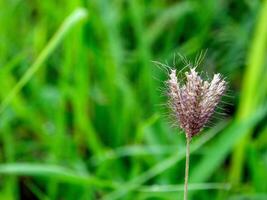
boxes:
[167,67,226,200]
[168,68,226,138]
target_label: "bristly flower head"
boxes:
[167,67,226,139]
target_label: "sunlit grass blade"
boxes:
[230,1,267,185]
[0,163,117,189]
[137,182,231,192]
[0,8,88,113]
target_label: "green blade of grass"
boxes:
[137,182,231,193]
[230,0,267,185]
[0,8,88,113]
[0,163,117,189]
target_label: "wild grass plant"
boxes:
[166,64,227,200]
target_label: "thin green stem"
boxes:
[184,136,190,200]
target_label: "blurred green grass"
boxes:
[0,0,267,200]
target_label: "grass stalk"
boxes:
[184,136,190,200]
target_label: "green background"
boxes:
[0,0,267,199]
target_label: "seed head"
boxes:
[167,67,226,138]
